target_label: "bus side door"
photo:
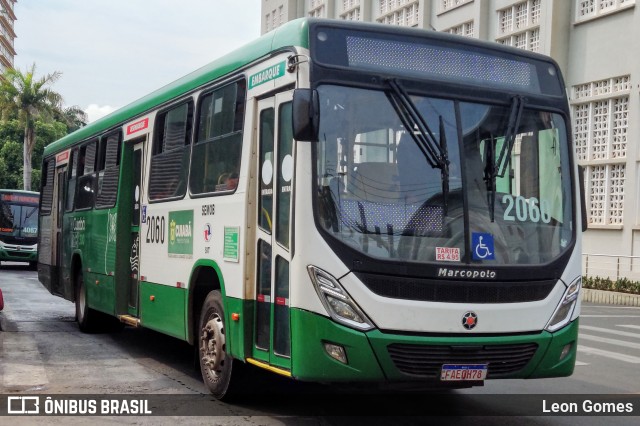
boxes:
[52,167,67,296]
[128,139,145,316]
[253,92,294,370]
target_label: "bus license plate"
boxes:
[440,364,488,381]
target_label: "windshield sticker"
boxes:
[262,159,273,186]
[436,247,460,262]
[472,233,495,261]
[281,154,293,182]
[223,226,240,262]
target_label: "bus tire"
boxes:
[75,270,98,333]
[198,290,244,400]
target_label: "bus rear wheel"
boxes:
[198,290,244,400]
[75,271,99,333]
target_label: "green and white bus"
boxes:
[38,19,583,399]
[1,189,39,267]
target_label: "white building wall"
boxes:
[567,1,639,279]
[260,0,640,279]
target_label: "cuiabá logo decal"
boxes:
[168,210,194,258]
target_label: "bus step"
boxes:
[118,315,140,327]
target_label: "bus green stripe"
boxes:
[139,282,186,340]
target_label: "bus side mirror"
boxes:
[292,89,319,142]
[578,165,588,232]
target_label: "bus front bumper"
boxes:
[0,244,38,263]
[290,308,578,383]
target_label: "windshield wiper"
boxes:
[25,207,37,219]
[438,115,449,214]
[496,95,524,178]
[386,79,450,211]
[484,95,525,222]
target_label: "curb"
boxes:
[582,288,640,307]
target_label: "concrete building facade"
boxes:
[0,0,16,72]
[261,0,640,279]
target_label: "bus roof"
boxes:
[43,18,311,158]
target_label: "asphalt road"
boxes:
[1,262,639,425]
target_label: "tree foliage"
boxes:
[0,64,86,191]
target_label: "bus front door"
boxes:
[253,92,294,371]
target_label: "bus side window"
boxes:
[75,140,98,210]
[66,149,78,212]
[95,131,122,209]
[190,79,246,195]
[40,159,54,215]
[148,101,193,201]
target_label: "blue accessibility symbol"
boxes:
[472,233,495,260]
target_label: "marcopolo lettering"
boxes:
[438,268,497,279]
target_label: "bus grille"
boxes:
[387,343,539,379]
[7,251,33,258]
[356,273,556,303]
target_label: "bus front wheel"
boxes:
[198,290,244,400]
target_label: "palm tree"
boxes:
[0,63,65,190]
[56,105,88,133]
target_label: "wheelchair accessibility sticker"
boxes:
[472,233,495,260]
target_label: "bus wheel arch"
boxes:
[188,263,225,346]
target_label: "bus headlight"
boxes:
[307,265,374,331]
[545,277,581,332]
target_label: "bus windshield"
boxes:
[314,85,573,266]
[0,195,39,243]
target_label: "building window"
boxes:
[377,0,420,27]
[572,76,631,226]
[441,0,474,13]
[340,0,361,21]
[496,0,541,52]
[531,0,541,23]
[444,21,475,37]
[576,0,635,23]
[309,0,327,18]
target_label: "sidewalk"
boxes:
[582,288,640,307]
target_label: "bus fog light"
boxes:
[560,343,573,361]
[323,342,348,364]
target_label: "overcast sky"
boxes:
[14,0,262,122]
